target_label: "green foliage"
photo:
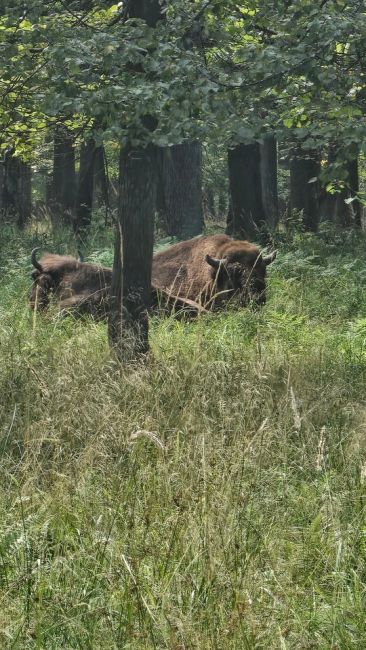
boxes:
[1,228,366,646]
[1,1,366,159]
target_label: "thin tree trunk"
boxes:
[51,125,76,226]
[347,156,361,227]
[205,186,215,219]
[93,144,109,211]
[289,147,320,231]
[227,142,265,240]
[75,138,97,235]
[161,141,203,239]
[260,135,279,230]
[108,144,158,360]
[218,190,227,218]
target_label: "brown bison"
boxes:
[29,248,112,317]
[152,234,276,309]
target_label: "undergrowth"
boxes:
[1,224,366,648]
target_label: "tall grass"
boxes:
[1,225,366,648]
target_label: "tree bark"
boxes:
[204,185,215,219]
[289,147,320,231]
[75,138,97,235]
[108,0,163,361]
[0,161,3,215]
[51,125,76,226]
[155,147,167,229]
[93,144,109,212]
[17,161,31,228]
[319,146,361,227]
[161,141,203,239]
[2,149,31,227]
[347,155,361,227]
[227,142,265,240]
[108,144,158,360]
[260,135,279,230]
[218,190,227,218]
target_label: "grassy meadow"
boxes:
[1,225,366,648]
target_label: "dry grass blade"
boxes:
[130,429,165,451]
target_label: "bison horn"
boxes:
[31,247,43,272]
[206,254,226,269]
[263,250,277,266]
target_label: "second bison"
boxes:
[152,234,276,309]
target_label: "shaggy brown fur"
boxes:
[29,251,112,317]
[152,234,276,308]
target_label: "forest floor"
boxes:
[1,224,366,649]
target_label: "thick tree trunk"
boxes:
[227,142,265,240]
[161,141,203,239]
[108,144,158,360]
[155,147,167,230]
[51,125,76,226]
[124,0,162,24]
[75,138,97,235]
[319,146,361,227]
[108,0,163,361]
[260,135,279,230]
[17,161,31,228]
[0,162,3,215]
[289,148,320,231]
[2,150,31,227]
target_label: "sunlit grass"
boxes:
[1,225,366,648]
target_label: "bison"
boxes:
[29,248,112,317]
[30,235,276,317]
[152,234,276,309]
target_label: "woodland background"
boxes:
[1,1,366,648]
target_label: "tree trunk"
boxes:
[319,146,361,227]
[161,141,203,239]
[93,144,109,212]
[17,161,31,228]
[108,0,163,361]
[218,190,227,218]
[204,186,215,219]
[260,135,279,230]
[51,125,76,226]
[75,138,97,235]
[108,144,158,360]
[0,162,3,215]
[227,142,265,240]
[289,148,320,231]
[2,149,31,227]
[347,156,361,227]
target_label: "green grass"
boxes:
[1,225,366,648]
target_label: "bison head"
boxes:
[29,248,55,311]
[29,270,54,310]
[205,249,276,307]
